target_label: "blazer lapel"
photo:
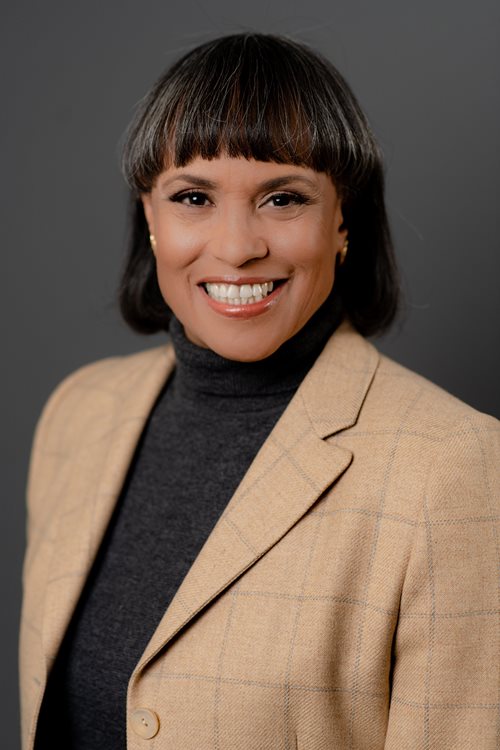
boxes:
[41,345,176,669]
[135,322,380,671]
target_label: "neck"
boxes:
[167,291,343,408]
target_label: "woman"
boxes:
[20,34,499,749]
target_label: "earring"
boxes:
[149,234,157,252]
[339,238,348,265]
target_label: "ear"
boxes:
[335,203,348,248]
[141,192,154,235]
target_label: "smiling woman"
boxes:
[20,33,499,750]
[120,34,398,341]
[141,157,346,360]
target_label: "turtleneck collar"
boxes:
[167,291,343,408]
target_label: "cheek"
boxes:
[275,223,336,275]
[154,225,200,272]
[283,226,338,311]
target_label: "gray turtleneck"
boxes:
[35,296,341,749]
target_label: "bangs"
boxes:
[168,39,322,169]
[123,35,377,194]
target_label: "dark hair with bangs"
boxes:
[120,33,399,336]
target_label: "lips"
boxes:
[198,278,287,318]
[203,280,274,305]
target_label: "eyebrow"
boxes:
[159,173,318,192]
[258,175,318,191]
[160,175,217,190]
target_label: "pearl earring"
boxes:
[339,238,348,265]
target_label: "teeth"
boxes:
[204,281,277,304]
[240,284,253,299]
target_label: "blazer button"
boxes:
[131,708,160,739]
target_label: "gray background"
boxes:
[2,0,499,746]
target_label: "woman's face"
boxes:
[142,155,347,361]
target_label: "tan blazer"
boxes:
[20,323,500,749]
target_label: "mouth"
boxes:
[200,279,285,305]
[197,278,288,319]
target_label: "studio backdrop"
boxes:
[2,1,499,746]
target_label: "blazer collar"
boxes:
[42,322,379,676]
[301,320,380,438]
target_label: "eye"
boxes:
[170,190,211,207]
[265,192,308,208]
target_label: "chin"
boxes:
[210,343,282,363]
[200,331,288,362]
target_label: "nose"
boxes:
[210,210,268,267]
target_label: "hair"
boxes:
[120,33,400,337]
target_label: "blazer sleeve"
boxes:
[384,412,500,749]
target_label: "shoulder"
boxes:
[371,351,498,437]
[362,350,499,515]
[301,322,499,458]
[37,344,172,427]
[315,323,498,507]
[312,322,498,439]
[43,344,172,406]
[27,344,174,498]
